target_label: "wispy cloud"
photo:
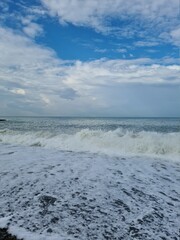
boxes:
[170,27,180,46]
[41,0,180,46]
[10,88,26,95]
[0,1,44,39]
[94,48,107,53]
[116,48,127,53]
[135,41,159,47]
[21,16,43,38]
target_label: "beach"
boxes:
[0,117,180,239]
[0,143,180,240]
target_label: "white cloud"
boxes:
[21,16,43,38]
[41,94,50,105]
[63,59,180,91]
[117,48,127,53]
[94,48,107,53]
[135,41,159,47]
[23,22,43,38]
[10,88,26,95]
[0,1,44,39]
[41,0,179,45]
[41,0,179,26]
[27,6,47,16]
[0,26,180,116]
[0,27,67,105]
[1,0,179,47]
[170,27,180,46]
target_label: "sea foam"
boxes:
[0,128,180,159]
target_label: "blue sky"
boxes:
[0,0,180,116]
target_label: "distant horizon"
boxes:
[1,116,180,119]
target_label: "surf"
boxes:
[0,128,180,160]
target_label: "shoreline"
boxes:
[0,144,180,240]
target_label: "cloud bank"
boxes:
[0,25,180,116]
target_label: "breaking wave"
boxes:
[0,128,180,159]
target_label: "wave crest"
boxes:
[0,128,180,159]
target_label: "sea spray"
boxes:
[0,128,180,159]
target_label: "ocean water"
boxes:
[0,117,180,160]
[0,118,180,239]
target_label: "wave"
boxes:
[0,128,180,159]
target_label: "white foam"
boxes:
[0,128,180,159]
[0,143,179,239]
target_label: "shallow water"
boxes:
[0,117,180,159]
[0,117,180,239]
[0,144,180,240]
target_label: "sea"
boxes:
[0,117,180,160]
[0,117,180,240]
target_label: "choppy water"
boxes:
[0,117,180,159]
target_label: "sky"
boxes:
[0,0,180,117]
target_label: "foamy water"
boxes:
[0,128,180,159]
[0,117,180,240]
[0,117,180,160]
[0,143,179,240]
